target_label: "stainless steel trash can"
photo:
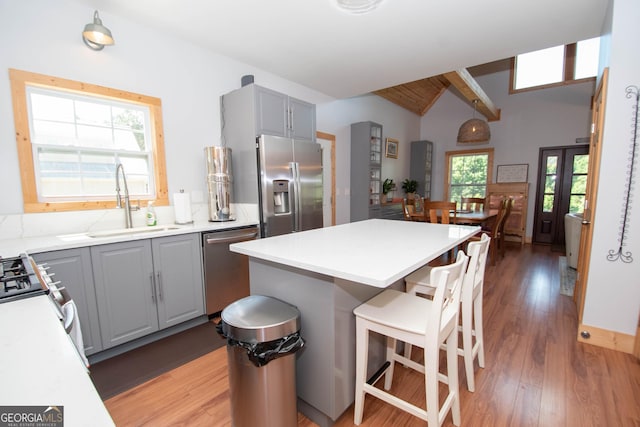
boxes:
[218,295,304,427]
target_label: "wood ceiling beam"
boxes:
[443,69,501,122]
[373,76,450,116]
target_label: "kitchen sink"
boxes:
[57,226,184,242]
[86,226,183,238]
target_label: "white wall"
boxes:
[420,61,594,239]
[317,94,421,224]
[583,0,640,336]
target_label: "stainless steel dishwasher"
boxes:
[202,226,259,316]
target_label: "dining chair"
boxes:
[353,251,469,426]
[497,198,513,258]
[404,233,491,392]
[460,197,486,213]
[470,198,512,265]
[423,201,457,224]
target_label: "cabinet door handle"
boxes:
[156,272,164,301]
[149,273,156,303]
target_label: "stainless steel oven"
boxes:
[202,226,259,316]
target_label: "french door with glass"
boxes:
[533,145,589,245]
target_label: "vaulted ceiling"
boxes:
[71,0,608,101]
[374,69,501,120]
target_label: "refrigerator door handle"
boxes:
[290,161,302,232]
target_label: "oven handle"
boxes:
[62,300,76,334]
[60,299,90,369]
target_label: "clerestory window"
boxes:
[510,37,600,93]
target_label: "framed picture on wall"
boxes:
[496,164,529,183]
[385,138,398,159]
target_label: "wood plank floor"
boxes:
[104,244,640,426]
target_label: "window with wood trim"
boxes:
[510,37,600,93]
[9,69,168,213]
[445,148,494,206]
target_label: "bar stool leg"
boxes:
[446,334,461,426]
[354,319,369,425]
[462,297,476,392]
[474,296,485,368]
[384,336,396,390]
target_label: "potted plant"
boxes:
[382,178,395,202]
[401,179,418,201]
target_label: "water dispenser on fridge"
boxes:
[272,180,290,214]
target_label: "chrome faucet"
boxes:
[115,163,139,228]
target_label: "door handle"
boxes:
[205,230,258,244]
[157,272,164,301]
[149,273,156,303]
[291,162,302,232]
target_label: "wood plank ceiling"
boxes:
[374,68,501,121]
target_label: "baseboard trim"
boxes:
[88,316,209,364]
[577,323,635,354]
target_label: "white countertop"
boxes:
[0,295,114,426]
[230,219,480,288]
[0,219,258,258]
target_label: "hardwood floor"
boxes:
[104,244,640,426]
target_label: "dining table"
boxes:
[409,209,498,226]
[230,219,480,427]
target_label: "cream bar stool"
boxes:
[353,251,469,426]
[404,233,490,392]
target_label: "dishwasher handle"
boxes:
[205,229,258,245]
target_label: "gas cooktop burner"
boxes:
[0,254,46,303]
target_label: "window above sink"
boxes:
[9,69,169,213]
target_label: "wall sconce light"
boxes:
[457,99,491,144]
[82,10,114,51]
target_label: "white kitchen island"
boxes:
[230,219,479,427]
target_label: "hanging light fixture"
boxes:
[82,10,114,51]
[457,99,491,144]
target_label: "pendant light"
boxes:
[82,10,114,51]
[457,99,490,143]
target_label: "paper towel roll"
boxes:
[173,192,193,224]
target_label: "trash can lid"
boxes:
[221,295,301,343]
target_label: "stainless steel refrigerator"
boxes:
[232,134,323,237]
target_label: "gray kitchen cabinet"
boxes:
[92,233,204,349]
[350,121,383,222]
[151,234,204,329]
[32,247,103,355]
[221,83,316,142]
[91,239,157,349]
[410,140,433,200]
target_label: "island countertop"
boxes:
[230,219,480,288]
